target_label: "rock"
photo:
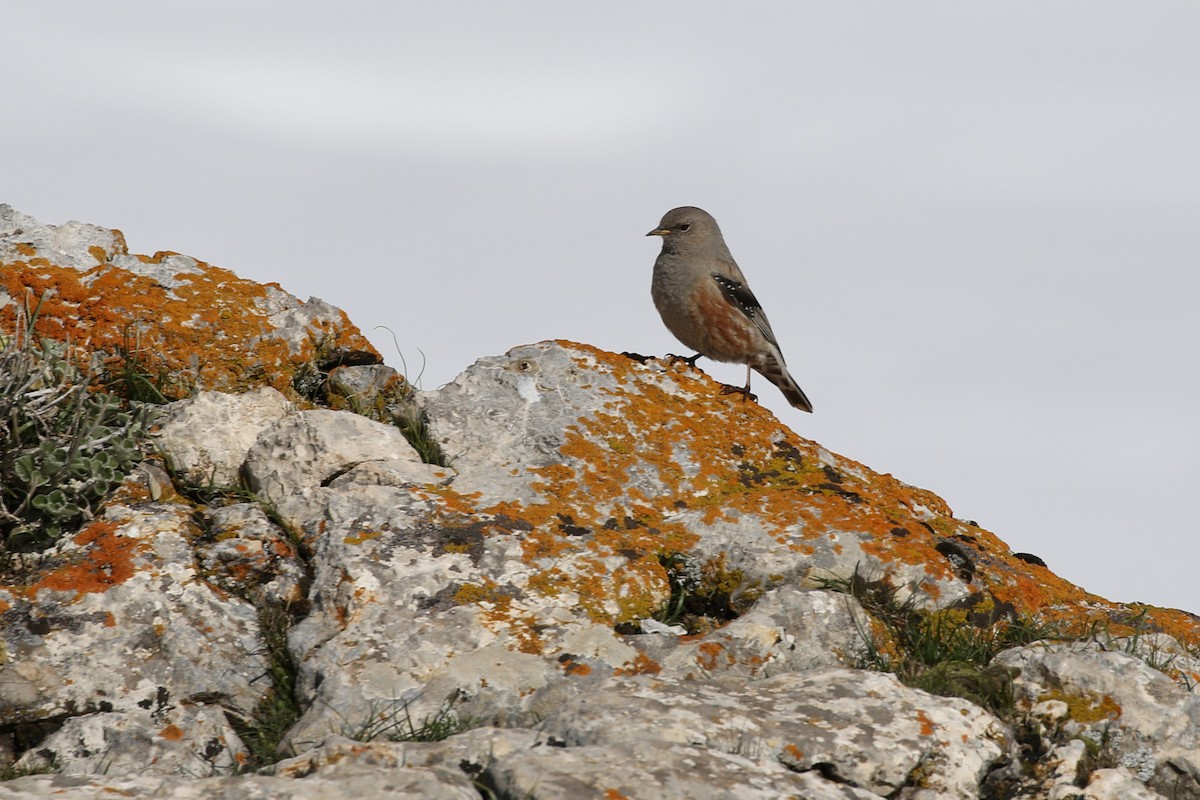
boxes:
[196,503,308,606]
[325,364,412,418]
[484,739,880,799]
[645,586,872,681]
[268,728,540,779]
[0,203,381,401]
[1082,768,1170,800]
[0,765,480,799]
[997,640,1200,799]
[0,500,268,776]
[156,387,294,486]
[0,505,266,718]
[5,206,1200,799]
[533,669,1012,799]
[17,705,244,777]
[242,408,433,507]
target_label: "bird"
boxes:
[647,206,813,412]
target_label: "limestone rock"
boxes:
[534,669,1012,799]
[1082,768,1170,800]
[998,640,1200,798]
[0,504,266,718]
[196,502,307,606]
[645,586,872,680]
[17,705,244,777]
[242,408,434,507]
[484,739,879,800]
[0,499,268,777]
[156,386,294,486]
[0,766,480,799]
[5,206,1200,799]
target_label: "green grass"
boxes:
[343,695,475,744]
[226,601,306,769]
[817,569,1058,718]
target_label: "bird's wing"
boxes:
[711,273,782,351]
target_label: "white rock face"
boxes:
[19,705,244,777]
[0,204,125,269]
[156,387,294,486]
[0,503,267,777]
[648,586,873,680]
[533,670,1012,799]
[242,407,431,506]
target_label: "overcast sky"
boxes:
[7,3,1199,614]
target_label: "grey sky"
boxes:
[8,3,1199,612]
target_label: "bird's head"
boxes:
[646,206,724,255]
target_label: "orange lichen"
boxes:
[343,531,382,546]
[159,724,184,741]
[426,341,1200,650]
[19,520,143,597]
[559,656,592,676]
[1,254,379,400]
[916,709,935,736]
[615,652,662,676]
[697,641,734,672]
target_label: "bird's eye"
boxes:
[678,223,690,232]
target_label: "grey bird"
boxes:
[647,206,813,412]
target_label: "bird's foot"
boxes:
[719,383,758,403]
[621,351,653,364]
[665,352,704,368]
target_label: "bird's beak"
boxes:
[646,228,669,237]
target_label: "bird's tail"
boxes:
[755,357,813,413]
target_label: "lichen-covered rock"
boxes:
[17,705,244,777]
[1081,768,1171,800]
[196,502,307,606]
[0,204,380,401]
[0,496,268,776]
[0,505,267,718]
[420,341,1200,646]
[0,764,480,800]
[533,669,1012,799]
[645,586,872,680]
[998,641,1200,798]
[5,207,1200,799]
[484,739,880,800]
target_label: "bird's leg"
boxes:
[664,352,703,368]
[719,365,757,403]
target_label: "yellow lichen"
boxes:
[1039,689,1122,724]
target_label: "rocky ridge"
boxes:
[1,205,1199,799]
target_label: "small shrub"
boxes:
[0,305,151,552]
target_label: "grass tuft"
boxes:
[343,695,475,744]
[226,601,306,769]
[817,568,1058,718]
